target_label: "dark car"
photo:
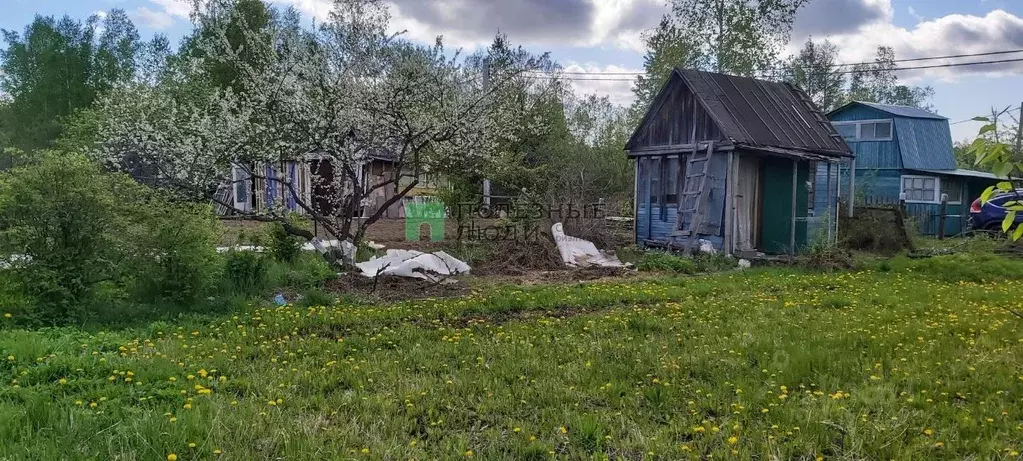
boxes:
[969,190,1023,231]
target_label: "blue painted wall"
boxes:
[830,102,956,170]
[635,153,727,251]
[830,105,902,169]
[635,152,821,253]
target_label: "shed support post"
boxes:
[632,157,639,245]
[825,162,832,244]
[938,194,948,239]
[790,159,797,255]
[723,151,734,256]
[847,158,856,218]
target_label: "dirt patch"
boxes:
[324,274,471,303]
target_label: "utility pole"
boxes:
[482,57,492,206]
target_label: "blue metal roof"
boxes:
[831,101,946,120]
[912,168,1001,179]
[894,117,957,169]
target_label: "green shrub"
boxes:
[637,251,698,274]
[222,251,270,293]
[266,222,302,263]
[126,199,223,305]
[267,253,335,289]
[0,154,137,324]
[0,154,231,324]
[296,287,337,308]
[636,250,736,274]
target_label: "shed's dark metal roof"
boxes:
[673,69,852,157]
[831,101,946,120]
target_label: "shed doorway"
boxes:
[733,155,760,252]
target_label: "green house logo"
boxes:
[404,200,446,241]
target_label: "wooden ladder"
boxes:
[673,141,715,255]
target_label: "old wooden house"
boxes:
[626,69,855,255]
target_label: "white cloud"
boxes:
[269,0,667,52]
[128,0,190,30]
[131,7,177,30]
[907,6,924,23]
[149,0,192,19]
[561,62,640,106]
[800,7,1023,81]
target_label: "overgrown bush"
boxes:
[222,250,270,294]
[0,155,136,323]
[839,207,913,254]
[126,200,223,305]
[798,242,856,271]
[0,153,225,324]
[266,222,303,263]
[636,251,735,274]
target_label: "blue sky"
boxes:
[3,0,1023,142]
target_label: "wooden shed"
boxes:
[626,69,855,256]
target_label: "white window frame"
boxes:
[901,174,941,204]
[231,164,252,212]
[831,118,894,142]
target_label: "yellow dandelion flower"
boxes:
[167,454,178,461]
[728,436,739,445]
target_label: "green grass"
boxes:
[2,257,1023,460]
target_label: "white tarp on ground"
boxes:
[355,249,470,282]
[217,239,378,263]
[551,222,626,268]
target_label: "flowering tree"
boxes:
[92,0,537,249]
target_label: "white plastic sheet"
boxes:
[551,223,626,268]
[355,249,470,282]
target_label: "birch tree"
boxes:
[783,38,845,112]
[633,0,807,109]
[92,0,537,250]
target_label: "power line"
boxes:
[521,48,1023,78]
[950,106,1023,125]
[519,56,1023,82]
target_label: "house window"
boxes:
[664,157,679,205]
[901,175,939,203]
[648,157,660,206]
[231,165,250,212]
[941,178,962,204]
[831,119,894,141]
[835,124,857,140]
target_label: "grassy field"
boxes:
[2,254,1023,460]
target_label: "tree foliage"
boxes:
[0,153,222,324]
[89,0,542,250]
[634,0,807,109]
[846,46,934,109]
[0,10,141,152]
[967,106,1023,239]
[783,38,845,112]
